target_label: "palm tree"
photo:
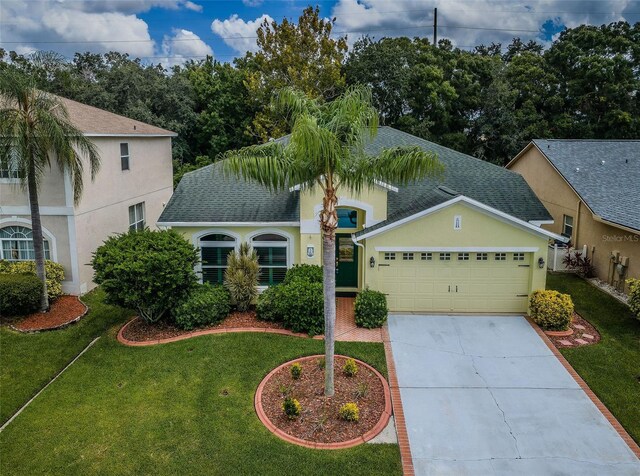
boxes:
[0,70,100,311]
[223,86,443,396]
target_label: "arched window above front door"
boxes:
[199,233,236,284]
[0,226,50,261]
[251,233,289,286]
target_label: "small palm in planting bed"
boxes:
[529,290,574,331]
[258,355,389,445]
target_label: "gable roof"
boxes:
[159,127,551,227]
[513,140,640,232]
[57,96,176,137]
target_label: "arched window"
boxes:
[0,226,50,261]
[337,208,359,228]
[199,233,236,284]
[252,233,288,285]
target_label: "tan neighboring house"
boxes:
[507,140,639,293]
[0,97,175,295]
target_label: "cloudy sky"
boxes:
[1,0,639,66]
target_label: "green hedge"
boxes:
[0,273,43,316]
[283,264,323,284]
[173,284,231,330]
[627,278,640,320]
[355,289,388,328]
[256,279,324,335]
[0,259,65,301]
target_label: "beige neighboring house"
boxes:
[507,140,639,293]
[0,97,175,295]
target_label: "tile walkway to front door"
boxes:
[335,297,383,342]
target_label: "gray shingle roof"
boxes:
[158,162,299,223]
[160,127,551,227]
[533,139,640,232]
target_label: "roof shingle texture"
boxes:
[160,127,551,226]
[533,139,640,232]
[57,96,176,136]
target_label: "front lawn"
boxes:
[547,273,640,443]
[0,324,399,475]
[0,289,133,424]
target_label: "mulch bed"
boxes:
[10,295,88,332]
[547,312,601,348]
[121,310,285,342]
[260,355,386,444]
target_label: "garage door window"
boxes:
[421,252,432,261]
[458,252,469,261]
[495,253,506,261]
[513,253,525,261]
[476,252,488,261]
[402,253,414,261]
[384,252,396,261]
[439,253,451,261]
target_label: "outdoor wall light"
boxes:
[538,257,545,268]
[307,245,315,258]
[370,256,376,268]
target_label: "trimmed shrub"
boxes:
[529,290,574,331]
[256,280,324,335]
[92,229,199,323]
[0,259,65,301]
[627,278,640,320]
[173,284,231,330]
[342,358,358,377]
[256,284,286,322]
[284,264,323,284]
[224,242,259,312]
[282,397,301,420]
[0,273,42,316]
[290,362,302,380]
[355,289,388,328]
[339,402,359,422]
[279,280,324,335]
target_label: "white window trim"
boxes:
[129,202,145,231]
[0,218,58,262]
[120,142,130,171]
[247,229,293,288]
[563,215,574,237]
[193,229,240,285]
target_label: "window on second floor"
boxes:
[563,215,574,238]
[0,149,20,180]
[129,202,145,231]
[120,143,130,171]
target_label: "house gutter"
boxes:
[352,234,366,291]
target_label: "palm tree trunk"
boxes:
[27,162,49,311]
[322,232,337,397]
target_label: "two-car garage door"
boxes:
[377,251,532,313]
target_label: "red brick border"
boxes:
[526,316,640,459]
[254,355,392,450]
[382,326,415,476]
[117,317,311,346]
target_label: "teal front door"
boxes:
[336,234,358,288]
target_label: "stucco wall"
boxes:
[509,146,638,292]
[362,202,549,298]
[0,164,67,208]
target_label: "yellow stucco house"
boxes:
[507,140,639,294]
[159,127,564,313]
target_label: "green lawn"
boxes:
[0,297,400,475]
[0,289,134,424]
[547,273,640,444]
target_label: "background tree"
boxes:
[0,70,100,310]
[243,6,348,140]
[222,86,443,396]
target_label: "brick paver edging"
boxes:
[526,316,640,459]
[117,317,311,346]
[254,354,392,450]
[10,296,89,334]
[381,326,415,476]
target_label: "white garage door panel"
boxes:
[378,253,531,313]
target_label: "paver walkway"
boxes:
[388,314,640,475]
[335,297,382,342]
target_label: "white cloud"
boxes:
[331,0,638,49]
[160,28,213,67]
[68,0,202,14]
[211,14,273,54]
[184,1,203,12]
[242,0,264,6]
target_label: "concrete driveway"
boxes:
[388,315,640,475]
